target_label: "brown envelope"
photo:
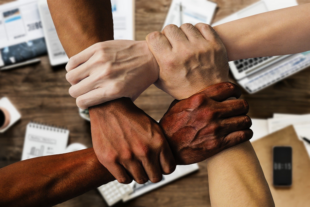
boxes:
[252,125,310,207]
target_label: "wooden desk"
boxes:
[0,0,310,206]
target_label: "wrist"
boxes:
[141,41,160,83]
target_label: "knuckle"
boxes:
[121,150,134,161]
[224,82,236,89]
[94,42,104,51]
[137,145,152,159]
[199,23,212,31]
[244,116,252,128]
[164,57,177,68]
[210,123,221,135]
[188,94,205,108]
[65,72,75,84]
[117,177,132,184]
[164,24,177,32]
[163,163,176,175]
[147,31,161,42]
[76,97,87,109]
[94,65,112,82]
[208,108,220,119]
[241,100,250,112]
[150,175,163,183]
[68,86,78,98]
[181,23,194,30]
[204,139,218,151]
[135,178,148,184]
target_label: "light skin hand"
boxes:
[66,40,159,109]
[146,23,229,100]
[160,82,253,164]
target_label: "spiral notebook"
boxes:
[21,122,69,160]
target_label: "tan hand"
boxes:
[146,23,229,100]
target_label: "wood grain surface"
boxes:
[0,0,310,207]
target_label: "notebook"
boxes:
[21,122,69,160]
[252,126,310,207]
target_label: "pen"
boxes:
[179,3,183,25]
[302,137,310,144]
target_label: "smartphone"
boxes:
[273,146,292,187]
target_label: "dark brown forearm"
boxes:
[47,0,114,57]
[0,149,114,207]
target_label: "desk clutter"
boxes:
[0,97,21,133]
[251,113,310,157]
[252,126,310,207]
[0,0,135,69]
[20,121,199,206]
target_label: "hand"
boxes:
[146,23,229,100]
[90,98,175,184]
[160,82,253,164]
[65,40,159,109]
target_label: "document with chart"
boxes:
[0,0,46,67]
[21,122,69,160]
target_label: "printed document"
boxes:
[163,0,217,28]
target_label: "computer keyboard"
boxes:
[240,53,310,93]
[234,56,273,73]
[98,181,133,206]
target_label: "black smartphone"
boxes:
[273,146,292,187]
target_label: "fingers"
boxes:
[223,129,253,149]
[69,76,95,99]
[195,23,219,42]
[162,24,188,48]
[104,162,133,184]
[159,142,176,175]
[180,23,205,43]
[66,60,92,85]
[200,82,242,101]
[217,99,249,118]
[141,156,163,183]
[123,161,148,184]
[66,43,99,72]
[75,88,118,109]
[219,116,252,136]
[146,31,172,56]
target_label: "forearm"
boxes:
[207,142,274,207]
[0,149,114,207]
[47,0,113,57]
[214,3,310,60]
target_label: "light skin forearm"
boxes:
[214,3,310,60]
[206,142,274,207]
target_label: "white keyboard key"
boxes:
[98,180,133,206]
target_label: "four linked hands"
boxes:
[66,23,253,184]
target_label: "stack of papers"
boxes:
[163,0,217,28]
[251,113,310,157]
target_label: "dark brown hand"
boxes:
[160,82,253,164]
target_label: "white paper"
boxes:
[0,0,44,49]
[112,0,135,40]
[262,0,298,11]
[163,0,217,28]
[250,118,269,142]
[38,0,68,66]
[273,113,308,119]
[21,122,69,160]
[212,1,268,26]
